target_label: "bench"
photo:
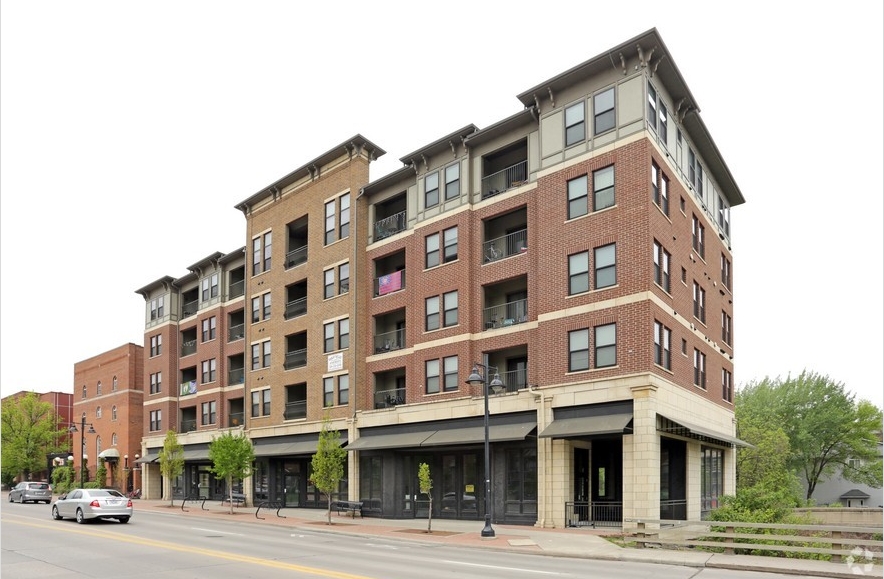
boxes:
[333,500,363,518]
[221,493,246,507]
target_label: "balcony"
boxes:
[483,298,528,329]
[284,400,307,420]
[483,228,528,264]
[374,269,406,297]
[181,339,197,357]
[284,348,307,370]
[373,328,405,354]
[229,278,245,299]
[373,386,406,409]
[180,418,197,433]
[285,245,308,269]
[481,159,528,200]
[228,412,244,428]
[228,367,244,385]
[181,299,198,318]
[228,323,245,342]
[286,217,309,269]
[374,210,407,241]
[285,296,307,319]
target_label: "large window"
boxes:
[424,355,459,395]
[252,231,272,275]
[426,227,458,268]
[444,164,460,200]
[568,329,589,372]
[653,241,671,292]
[701,447,724,517]
[149,410,162,432]
[251,341,271,370]
[568,252,589,295]
[425,172,439,208]
[425,291,458,330]
[593,165,615,211]
[201,316,217,342]
[150,371,162,394]
[594,244,616,288]
[565,101,585,146]
[654,320,672,370]
[201,400,216,425]
[593,87,615,135]
[567,175,588,219]
[694,349,707,389]
[201,273,219,302]
[201,358,216,384]
[594,323,617,367]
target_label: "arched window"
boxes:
[112,376,118,391]
[81,412,86,422]
[82,385,87,399]
[112,433,118,446]
[112,406,117,421]
[96,406,102,419]
[96,436,102,456]
[97,381,102,396]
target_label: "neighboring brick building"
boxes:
[2,390,74,483]
[72,343,144,491]
[134,28,746,527]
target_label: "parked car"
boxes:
[9,481,52,504]
[51,488,132,524]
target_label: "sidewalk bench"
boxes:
[221,493,246,507]
[333,500,363,518]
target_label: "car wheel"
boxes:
[7,495,12,503]
[52,505,62,520]
[76,509,86,524]
[17,495,24,504]
[118,516,130,524]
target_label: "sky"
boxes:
[1,1,882,409]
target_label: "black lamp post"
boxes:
[466,363,504,538]
[69,417,96,488]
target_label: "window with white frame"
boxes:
[568,251,589,295]
[252,231,272,275]
[568,329,589,372]
[594,323,617,368]
[654,320,672,370]
[150,334,162,357]
[593,165,615,210]
[693,281,706,323]
[202,400,217,425]
[654,240,671,293]
[444,164,460,200]
[567,175,588,219]
[201,316,217,342]
[425,172,439,208]
[565,101,585,146]
[442,226,458,263]
[251,340,271,370]
[150,295,165,320]
[694,349,707,389]
[594,244,616,288]
[594,87,615,135]
[201,273,219,302]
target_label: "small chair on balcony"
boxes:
[485,245,501,262]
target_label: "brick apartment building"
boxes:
[72,343,144,492]
[134,28,745,528]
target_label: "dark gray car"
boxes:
[9,482,52,504]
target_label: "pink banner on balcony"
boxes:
[378,270,402,295]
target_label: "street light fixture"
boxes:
[68,417,96,488]
[466,363,504,539]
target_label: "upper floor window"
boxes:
[82,385,87,399]
[568,251,589,295]
[594,244,616,288]
[201,316,217,342]
[252,293,270,323]
[693,281,706,324]
[112,432,117,445]
[150,372,162,394]
[339,263,349,294]
[112,376,118,391]
[647,83,667,145]
[722,311,732,345]
[593,87,615,135]
[425,355,459,394]
[593,165,615,211]
[112,406,117,421]
[651,162,669,215]
[323,322,335,353]
[96,406,102,419]
[424,172,439,208]
[692,215,705,259]
[426,232,440,268]
[149,410,162,432]
[201,273,219,302]
[718,195,731,237]
[149,295,165,320]
[340,193,350,239]
[96,382,102,396]
[594,323,617,368]
[443,227,458,263]
[654,240,671,293]
[443,290,458,327]
[694,349,707,389]
[338,318,349,350]
[720,253,731,290]
[252,231,272,275]
[251,340,271,371]
[202,400,217,425]
[338,374,349,405]
[565,101,585,146]
[568,329,589,372]
[654,320,672,370]
[569,324,618,371]
[688,148,697,187]
[323,377,335,407]
[425,290,459,331]
[722,369,733,403]
[647,83,657,130]
[444,164,460,200]
[150,334,162,357]
[567,175,588,219]
[251,389,270,418]
[325,199,336,245]
[324,268,335,299]
[201,358,216,384]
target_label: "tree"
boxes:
[1,392,67,483]
[310,416,347,524]
[418,462,433,533]
[208,431,255,514]
[738,370,883,501]
[158,430,184,506]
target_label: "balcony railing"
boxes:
[284,348,307,370]
[374,210,407,241]
[494,367,528,393]
[483,229,528,264]
[373,329,405,354]
[284,401,307,420]
[285,297,307,319]
[228,324,244,342]
[373,387,406,409]
[229,279,245,299]
[481,160,528,199]
[228,412,244,427]
[181,339,197,357]
[228,368,244,385]
[483,299,528,329]
[374,269,406,297]
[179,418,197,433]
[285,245,308,269]
[182,299,198,318]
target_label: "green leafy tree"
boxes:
[310,416,347,524]
[738,370,883,501]
[158,430,184,506]
[418,462,433,533]
[94,459,108,489]
[208,431,255,514]
[1,392,67,483]
[51,465,75,494]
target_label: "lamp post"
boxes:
[69,417,96,488]
[466,364,504,538]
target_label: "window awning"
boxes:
[421,422,536,446]
[98,448,120,459]
[181,445,210,461]
[345,430,436,451]
[539,412,633,438]
[253,439,319,456]
[136,451,159,464]
[658,414,751,448]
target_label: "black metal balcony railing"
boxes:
[284,401,307,420]
[565,501,623,528]
[373,387,406,409]
[228,368,244,385]
[181,340,197,356]
[373,329,405,354]
[284,348,307,370]
[483,228,528,264]
[285,297,307,319]
[374,269,406,297]
[481,160,528,199]
[228,412,244,427]
[228,324,245,342]
[182,299,198,318]
[660,499,687,521]
[229,279,245,299]
[483,298,528,330]
[494,368,528,393]
[374,210,407,241]
[179,418,197,433]
[285,245,308,269]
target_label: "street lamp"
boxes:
[69,417,96,488]
[465,364,504,538]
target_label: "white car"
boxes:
[51,488,133,524]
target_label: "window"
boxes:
[150,296,165,320]
[150,372,162,394]
[112,376,118,392]
[324,269,335,299]
[339,374,349,404]
[568,329,589,372]
[693,281,706,323]
[721,311,732,345]
[202,400,217,425]
[722,369,733,403]
[252,293,270,322]
[594,323,616,368]
[251,341,271,370]
[443,355,459,391]
[593,165,614,210]
[96,406,102,419]
[697,163,704,198]
[97,381,102,396]
[659,102,668,145]
[339,263,349,294]
[565,101,585,146]
[324,322,335,353]
[112,432,117,445]
[149,410,162,432]
[201,316,217,342]
[201,273,219,302]
[568,252,589,295]
[688,148,697,187]
[718,196,731,237]
[701,447,724,516]
[567,175,588,219]
[594,87,615,135]
[442,226,458,263]
[324,377,334,407]
[150,334,162,357]
[112,405,117,421]
[251,389,271,417]
[721,254,731,290]
[647,83,657,130]
[425,356,458,394]
[444,164,460,200]
[325,200,336,245]
[653,241,671,292]
[651,162,669,215]
[201,358,216,383]
[82,385,86,399]
[425,359,440,394]
[694,349,707,389]
[594,243,616,289]
[654,320,672,370]
[426,296,440,331]
[340,193,350,239]
[424,172,439,208]
[426,233,440,268]
[443,290,458,327]
[252,231,272,275]
[692,214,705,258]
[338,318,349,350]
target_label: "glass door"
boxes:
[284,461,301,507]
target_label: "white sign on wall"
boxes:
[327,352,343,372]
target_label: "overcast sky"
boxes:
[1,1,881,409]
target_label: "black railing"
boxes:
[182,300,198,318]
[229,280,245,299]
[374,211,407,241]
[181,340,197,356]
[373,388,406,409]
[284,349,307,370]
[179,419,197,433]
[481,160,528,199]
[285,246,308,269]
[483,299,528,330]
[660,499,687,521]
[565,501,623,528]
[483,228,528,264]
[228,412,244,427]
[373,329,405,354]
[228,368,244,385]
[284,401,307,420]
[285,297,307,319]
[228,324,244,342]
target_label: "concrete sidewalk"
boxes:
[133,497,881,579]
